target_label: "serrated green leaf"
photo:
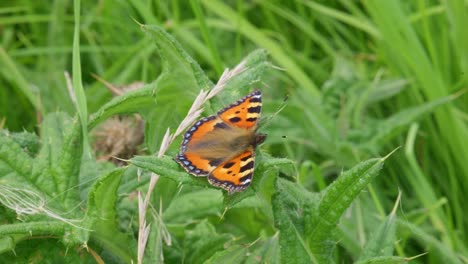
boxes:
[142,24,213,91]
[308,158,385,262]
[88,83,157,130]
[30,112,82,203]
[85,168,134,263]
[358,211,397,260]
[130,155,210,188]
[272,178,319,264]
[55,116,82,209]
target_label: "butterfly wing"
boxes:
[176,90,263,193]
[208,147,256,194]
[175,116,221,176]
[217,90,262,129]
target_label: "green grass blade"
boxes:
[0,47,39,109]
[189,0,223,75]
[201,0,319,96]
[72,0,89,149]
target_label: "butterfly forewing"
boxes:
[218,90,262,129]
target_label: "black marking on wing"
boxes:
[223,162,235,169]
[248,106,261,113]
[229,117,241,123]
[240,160,254,173]
[240,155,251,162]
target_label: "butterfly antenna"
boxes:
[258,94,289,130]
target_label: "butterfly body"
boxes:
[175,90,265,193]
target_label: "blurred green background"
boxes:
[1,0,467,263]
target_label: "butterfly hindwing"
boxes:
[217,90,262,129]
[208,147,255,193]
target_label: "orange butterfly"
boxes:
[175,90,266,194]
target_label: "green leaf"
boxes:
[88,83,157,130]
[308,157,386,262]
[184,220,232,264]
[139,24,213,152]
[358,200,398,260]
[85,168,134,263]
[0,130,40,157]
[260,155,297,178]
[245,235,280,264]
[163,189,223,224]
[0,132,33,179]
[2,112,82,210]
[130,155,210,188]
[55,116,83,209]
[30,113,83,209]
[272,178,319,264]
[142,24,213,92]
[0,236,14,254]
[205,245,248,264]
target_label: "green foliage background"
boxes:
[0,1,467,263]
